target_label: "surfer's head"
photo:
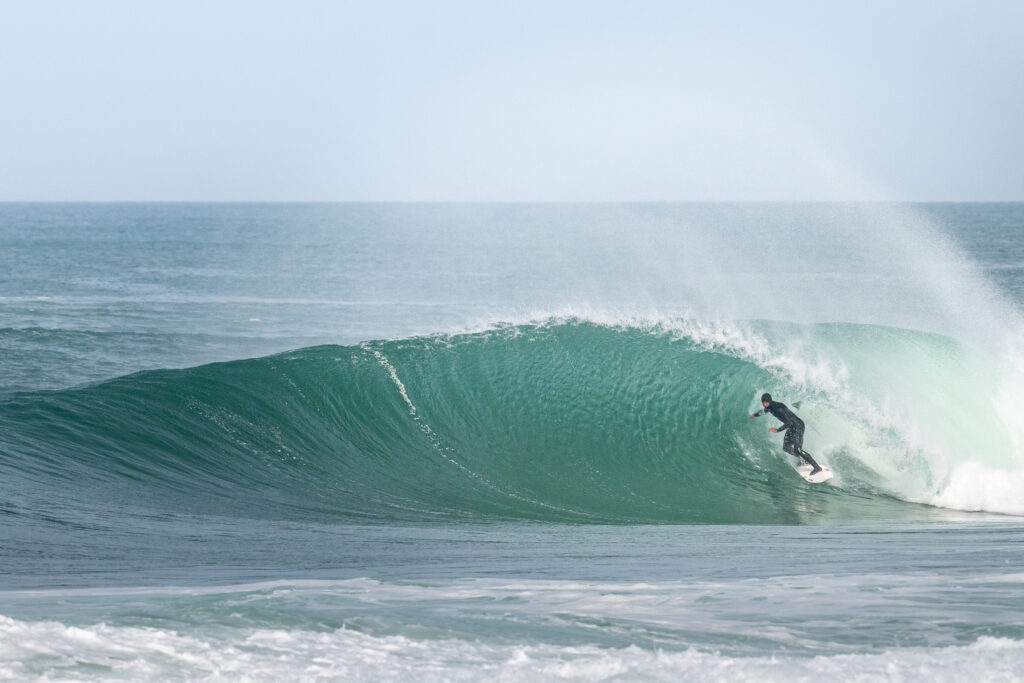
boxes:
[761,393,772,407]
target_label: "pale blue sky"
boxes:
[1,0,1022,201]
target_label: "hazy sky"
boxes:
[1,0,1022,201]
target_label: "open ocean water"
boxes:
[1,202,1024,681]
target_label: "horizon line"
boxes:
[1,199,1022,205]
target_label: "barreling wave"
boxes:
[1,319,1022,524]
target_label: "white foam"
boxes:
[1,613,1021,682]
[925,461,1024,516]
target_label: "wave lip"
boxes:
[2,319,1021,523]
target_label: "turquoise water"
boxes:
[2,203,1024,680]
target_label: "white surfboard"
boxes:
[796,463,834,483]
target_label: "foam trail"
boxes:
[5,574,1024,681]
[3,614,1022,682]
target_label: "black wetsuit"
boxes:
[752,401,821,471]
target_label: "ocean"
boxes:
[1,202,1023,680]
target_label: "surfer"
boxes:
[749,393,822,475]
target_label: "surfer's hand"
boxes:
[769,427,778,433]
[749,414,754,419]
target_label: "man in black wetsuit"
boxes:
[749,393,822,475]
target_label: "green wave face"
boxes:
[1,320,1016,524]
